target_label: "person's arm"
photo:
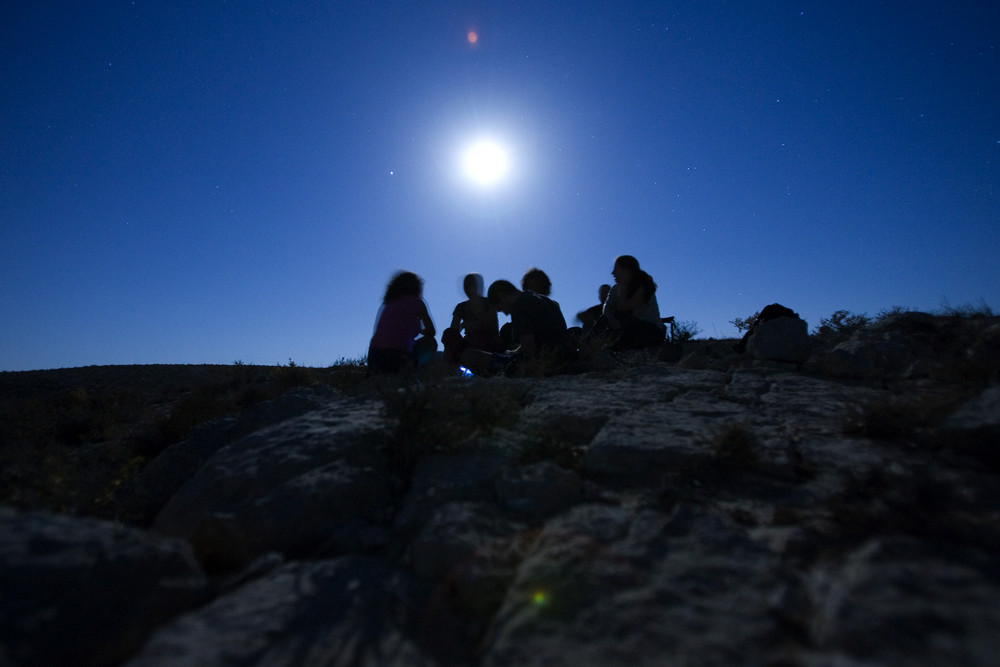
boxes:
[603,286,621,329]
[616,286,647,312]
[419,301,436,338]
[449,301,464,331]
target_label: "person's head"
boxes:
[521,267,551,296]
[598,283,612,303]
[463,272,485,299]
[612,255,641,285]
[487,279,520,314]
[612,255,656,300]
[383,270,423,303]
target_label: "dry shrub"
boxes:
[0,361,330,519]
[325,356,369,390]
[381,378,532,474]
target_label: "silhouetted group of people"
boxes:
[367,255,666,376]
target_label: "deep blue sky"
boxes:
[3,1,998,371]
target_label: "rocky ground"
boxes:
[1,312,998,666]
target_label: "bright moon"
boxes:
[462,140,510,186]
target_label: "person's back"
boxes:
[509,290,573,360]
[370,294,425,353]
[368,271,436,375]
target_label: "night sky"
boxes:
[3,1,998,371]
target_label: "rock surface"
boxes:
[746,315,811,363]
[2,313,999,665]
[0,507,209,666]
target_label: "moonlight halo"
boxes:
[461,138,511,187]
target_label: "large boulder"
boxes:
[938,385,1000,470]
[0,507,209,667]
[745,316,811,363]
[151,399,393,570]
[132,386,343,525]
[822,335,917,378]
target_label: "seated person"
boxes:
[576,283,612,332]
[442,273,501,362]
[600,255,665,349]
[461,280,576,375]
[367,271,436,375]
[512,268,554,348]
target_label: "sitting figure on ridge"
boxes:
[599,255,665,349]
[576,283,612,333]
[367,271,437,375]
[461,279,576,376]
[442,272,501,362]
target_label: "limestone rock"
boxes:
[132,385,342,525]
[746,316,811,363]
[494,461,583,517]
[0,507,208,667]
[938,385,1000,469]
[482,503,785,666]
[813,312,1000,380]
[4,354,1000,666]
[125,557,446,666]
[408,501,527,622]
[151,399,392,569]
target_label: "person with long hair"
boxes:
[367,271,436,374]
[601,255,665,349]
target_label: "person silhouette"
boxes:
[461,279,576,375]
[576,283,612,333]
[601,255,665,349]
[441,272,501,362]
[367,271,437,375]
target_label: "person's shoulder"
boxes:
[400,294,426,311]
[515,290,537,305]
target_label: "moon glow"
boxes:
[462,139,510,187]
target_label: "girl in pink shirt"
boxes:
[368,271,436,374]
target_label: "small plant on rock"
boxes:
[813,309,871,338]
[730,312,761,334]
[673,320,701,343]
[710,422,760,469]
[937,299,995,319]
